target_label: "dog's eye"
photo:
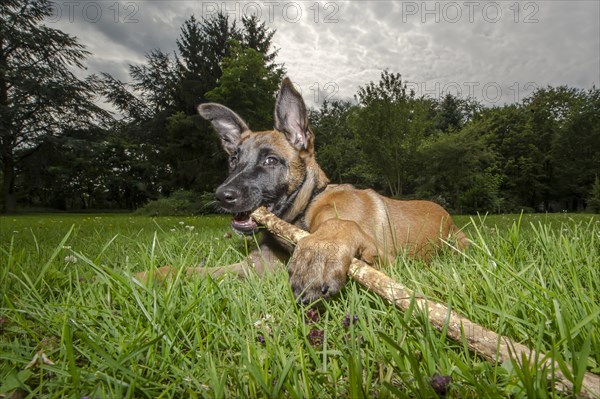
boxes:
[264,156,279,166]
[229,155,238,165]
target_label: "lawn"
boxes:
[1,213,599,398]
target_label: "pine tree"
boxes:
[205,41,283,130]
[0,0,107,213]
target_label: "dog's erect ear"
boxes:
[274,78,312,152]
[198,103,249,155]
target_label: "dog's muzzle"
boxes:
[214,186,258,234]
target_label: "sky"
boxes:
[48,0,600,109]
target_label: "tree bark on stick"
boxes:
[250,206,600,398]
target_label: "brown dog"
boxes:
[137,78,468,303]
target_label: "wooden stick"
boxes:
[250,206,600,398]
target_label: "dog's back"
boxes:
[305,185,468,263]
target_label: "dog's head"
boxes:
[198,78,314,234]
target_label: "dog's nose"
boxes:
[215,187,240,207]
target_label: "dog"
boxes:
[137,78,469,304]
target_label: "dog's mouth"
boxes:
[230,204,274,235]
[231,211,259,234]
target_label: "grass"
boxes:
[0,212,599,398]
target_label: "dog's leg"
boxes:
[134,240,288,284]
[134,262,251,283]
[287,218,382,303]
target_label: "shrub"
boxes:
[135,190,218,216]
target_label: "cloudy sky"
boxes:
[49,0,599,108]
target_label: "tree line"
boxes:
[1,0,599,214]
[313,72,600,213]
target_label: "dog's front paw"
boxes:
[288,236,354,304]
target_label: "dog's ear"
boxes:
[198,103,249,155]
[274,78,312,152]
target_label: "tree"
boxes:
[588,176,600,213]
[354,69,414,105]
[551,87,600,210]
[241,15,280,70]
[473,105,542,210]
[163,112,224,192]
[523,86,582,210]
[0,0,107,212]
[350,71,435,197]
[311,100,376,187]
[205,41,283,130]
[175,14,234,114]
[435,93,482,133]
[99,133,157,209]
[174,14,282,116]
[18,128,107,210]
[415,122,500,213]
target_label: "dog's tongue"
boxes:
[232,212,258,233]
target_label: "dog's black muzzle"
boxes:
[215,183,261,235]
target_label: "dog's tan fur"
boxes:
[137,78,468,303]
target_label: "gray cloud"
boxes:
[47,0,599,108]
